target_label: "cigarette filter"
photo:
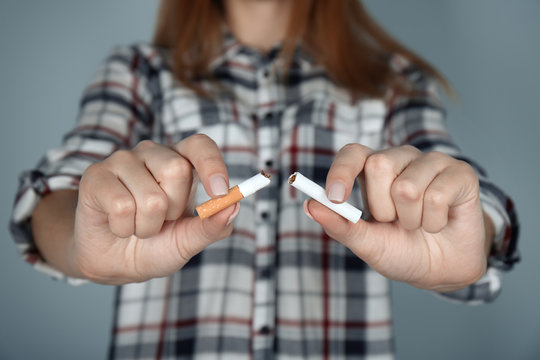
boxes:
[196,171,271,219]
[288,172,362,223]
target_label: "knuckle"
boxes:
[392,178,422,202]
[341,142,359,152]
[80,163,104,187]
[424,188,446,208]
[161,157,192,181]
[340,143,367,157]
[140,192,168,214]
[365,153,394,175]
[108,149,136,164]
[401,144,420,154]
[188,133,215,147]
[134,139,157,152]
[110,196,136,218]
[82,162,99,175]
[424,151,447,162]
[83,162,105,177]
[454,161,480,190]
[456,160,477,177]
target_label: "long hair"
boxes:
[153,0,450,98]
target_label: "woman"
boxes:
[11,0,518,358]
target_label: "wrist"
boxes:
[65,233,87,280]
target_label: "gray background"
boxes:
[0,1,538,359]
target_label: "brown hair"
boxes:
[153,0,450,98]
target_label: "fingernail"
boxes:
[226,204,240,226]
[328,182,346,203]
[210,174,228,196]
[303,200,314,220]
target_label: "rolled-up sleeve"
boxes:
[9,44,158,282]
[383,56,520,303]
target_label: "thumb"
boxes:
[175,203,240,260]
[112,204,240,282]
[305,200,382,261]
[304,199,358,242]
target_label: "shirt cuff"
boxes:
[479,183,520,271]
[10,170,87,285]
[435,185,519,304]
[435,267,502,304]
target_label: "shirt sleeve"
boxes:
[9,44,159,284]
[383,55,520,303]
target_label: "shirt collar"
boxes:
[210,30,317,72]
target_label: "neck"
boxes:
[224,0,293,52]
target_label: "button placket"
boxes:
[251,59,279,356]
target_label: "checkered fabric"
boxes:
[10,36,519,360]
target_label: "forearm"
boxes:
[31,190,83,278]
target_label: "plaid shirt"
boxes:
[10,38,519,360]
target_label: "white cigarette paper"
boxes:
[288,172,362,223]
[196,171,271,219]
[237,172,271,197]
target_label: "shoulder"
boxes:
[102,43,172,76]
[84,43,175,107]
[388,53,432,88]
[383,53,448,105]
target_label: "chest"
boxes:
[158,84,387,181]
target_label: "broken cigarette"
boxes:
[288,172,362,223]
[196,171,271,219]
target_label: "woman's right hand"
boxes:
[71,134,239,284]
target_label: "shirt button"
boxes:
[265,159,274,168]
[259,266,272,279]
[264,113,273,121]
[263,69,270,78]
[259,326,271,335]
[261,212,269,220]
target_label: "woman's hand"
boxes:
[71,135,239,284]
[304,144,488,292]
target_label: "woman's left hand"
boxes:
[304,144,488,292]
